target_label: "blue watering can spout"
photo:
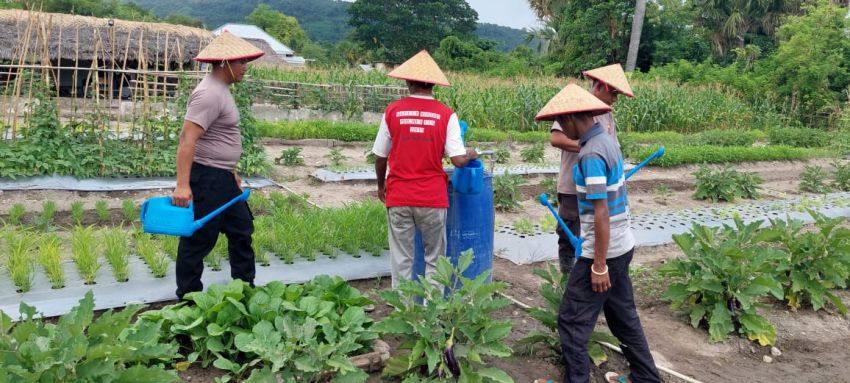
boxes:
[191,188,252,231]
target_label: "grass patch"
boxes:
[626,145,832,167]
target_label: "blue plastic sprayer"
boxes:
[140,189,252,237]
[538,146,666,259]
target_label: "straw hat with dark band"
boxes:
[194,31,264,63]
[535,83,612,121]
[583,63,635,98]
[388,50,450,87]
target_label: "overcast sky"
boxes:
[340,0,540,30]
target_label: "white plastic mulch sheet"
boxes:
[496,192,850,265]
[0,252,390,320]
[0,176,277,191]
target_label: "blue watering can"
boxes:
[451,120,484,195]
[140,189,252,237]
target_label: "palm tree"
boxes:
[695,0,805,57]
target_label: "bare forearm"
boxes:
[593,205,610,266]
[176,142,195,188]
[550,132,580,153]
[375,157,388,188]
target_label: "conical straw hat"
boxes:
[388,50,450,86]
[535,83,612,121]
[583,63,634,98]
[195,31,265,63]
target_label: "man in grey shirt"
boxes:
[171,32,264,299]
[549,64,634,275]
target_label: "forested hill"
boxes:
[126,0,527,50]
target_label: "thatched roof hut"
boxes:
[243,38,289,68]
[0,10,213,68]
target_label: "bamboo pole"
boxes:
[10,9,37,136]
[55,20,62,99]
[116,27,132,131]
[109,22,116,132]
[72,24,79,122]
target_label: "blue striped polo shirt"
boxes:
[572,123,635,259]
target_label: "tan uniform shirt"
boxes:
[551,112,618,195]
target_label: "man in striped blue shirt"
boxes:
[534,84,661,383]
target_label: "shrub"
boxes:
[799,165,832,193]
[274,147,305,166]
[832,160,850,192]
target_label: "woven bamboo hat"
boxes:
[388,50,450,86]
[535,83,612,121]
[583,63,635,98]
[195,31,265,63]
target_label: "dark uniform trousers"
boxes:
[175,162,255,299]
[558,249,662,383]
[557,193,581,275]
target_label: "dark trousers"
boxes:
[175,162,255,299]
[556,193,580,275]
[558,249,661,383]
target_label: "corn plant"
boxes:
[274,147,304,166]
[103,228,130,282]
[70,201,85,226]
[205,235,227,271]
[8,204,26,226]
[95,200,111,223]
[520,143,545,163]
[799,165,832,193]
[36,200,57,231]
[71,226,101,285]
[5,230,39,292]
[121,200,138,223]
[37,235,65,289]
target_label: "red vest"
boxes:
[384,96,454,208]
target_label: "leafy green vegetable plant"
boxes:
[0,292,179,382]
[375,251,515,382]
[832,160,850,191]
[493,145,511,164]
[493,173,524,211]
[275,147,305,166]
[659,219,784,345]
[517,264,619,366]
[799,165,832,193]
[693,165,762,202]
[326,147,348,167]
[512,218,535,235]
[520,143,545,163]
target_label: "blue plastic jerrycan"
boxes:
[140,189,252,237]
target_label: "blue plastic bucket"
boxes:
[413,174,494,285]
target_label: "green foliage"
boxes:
[767,127,829,148]
[37,235,65,289]
[71,226,100,285]
[70,201,85,226]
[122,199,139,223]
[799,165,832,194]
[659,219,785,345]
[434,36,542,77]
[348,0,478,62]
[512,218,535,235]
[766,212,850,314]
[493,146,511,164]
[693,165,762,203]
[539,177,557,205]
[8,204,25,226]
[517,265,618,366]
[626,145,828,167]
[493,174,525,212]
[520,143,545,163]
[140,278,375,381]
[831,160,850,192]
[275,147,305,167]
[257,120,378,142]
[95,200,111,223]
[4,230,38,293]
[247,4,312,51]
[326,147,348,167]
[375,251,514,382]
[654,184,673,205]
[104,228,130,282]
[36,200,57,231]
[692,130,757,147]
[0,292,179,382]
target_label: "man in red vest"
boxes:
[371,50,478,288]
